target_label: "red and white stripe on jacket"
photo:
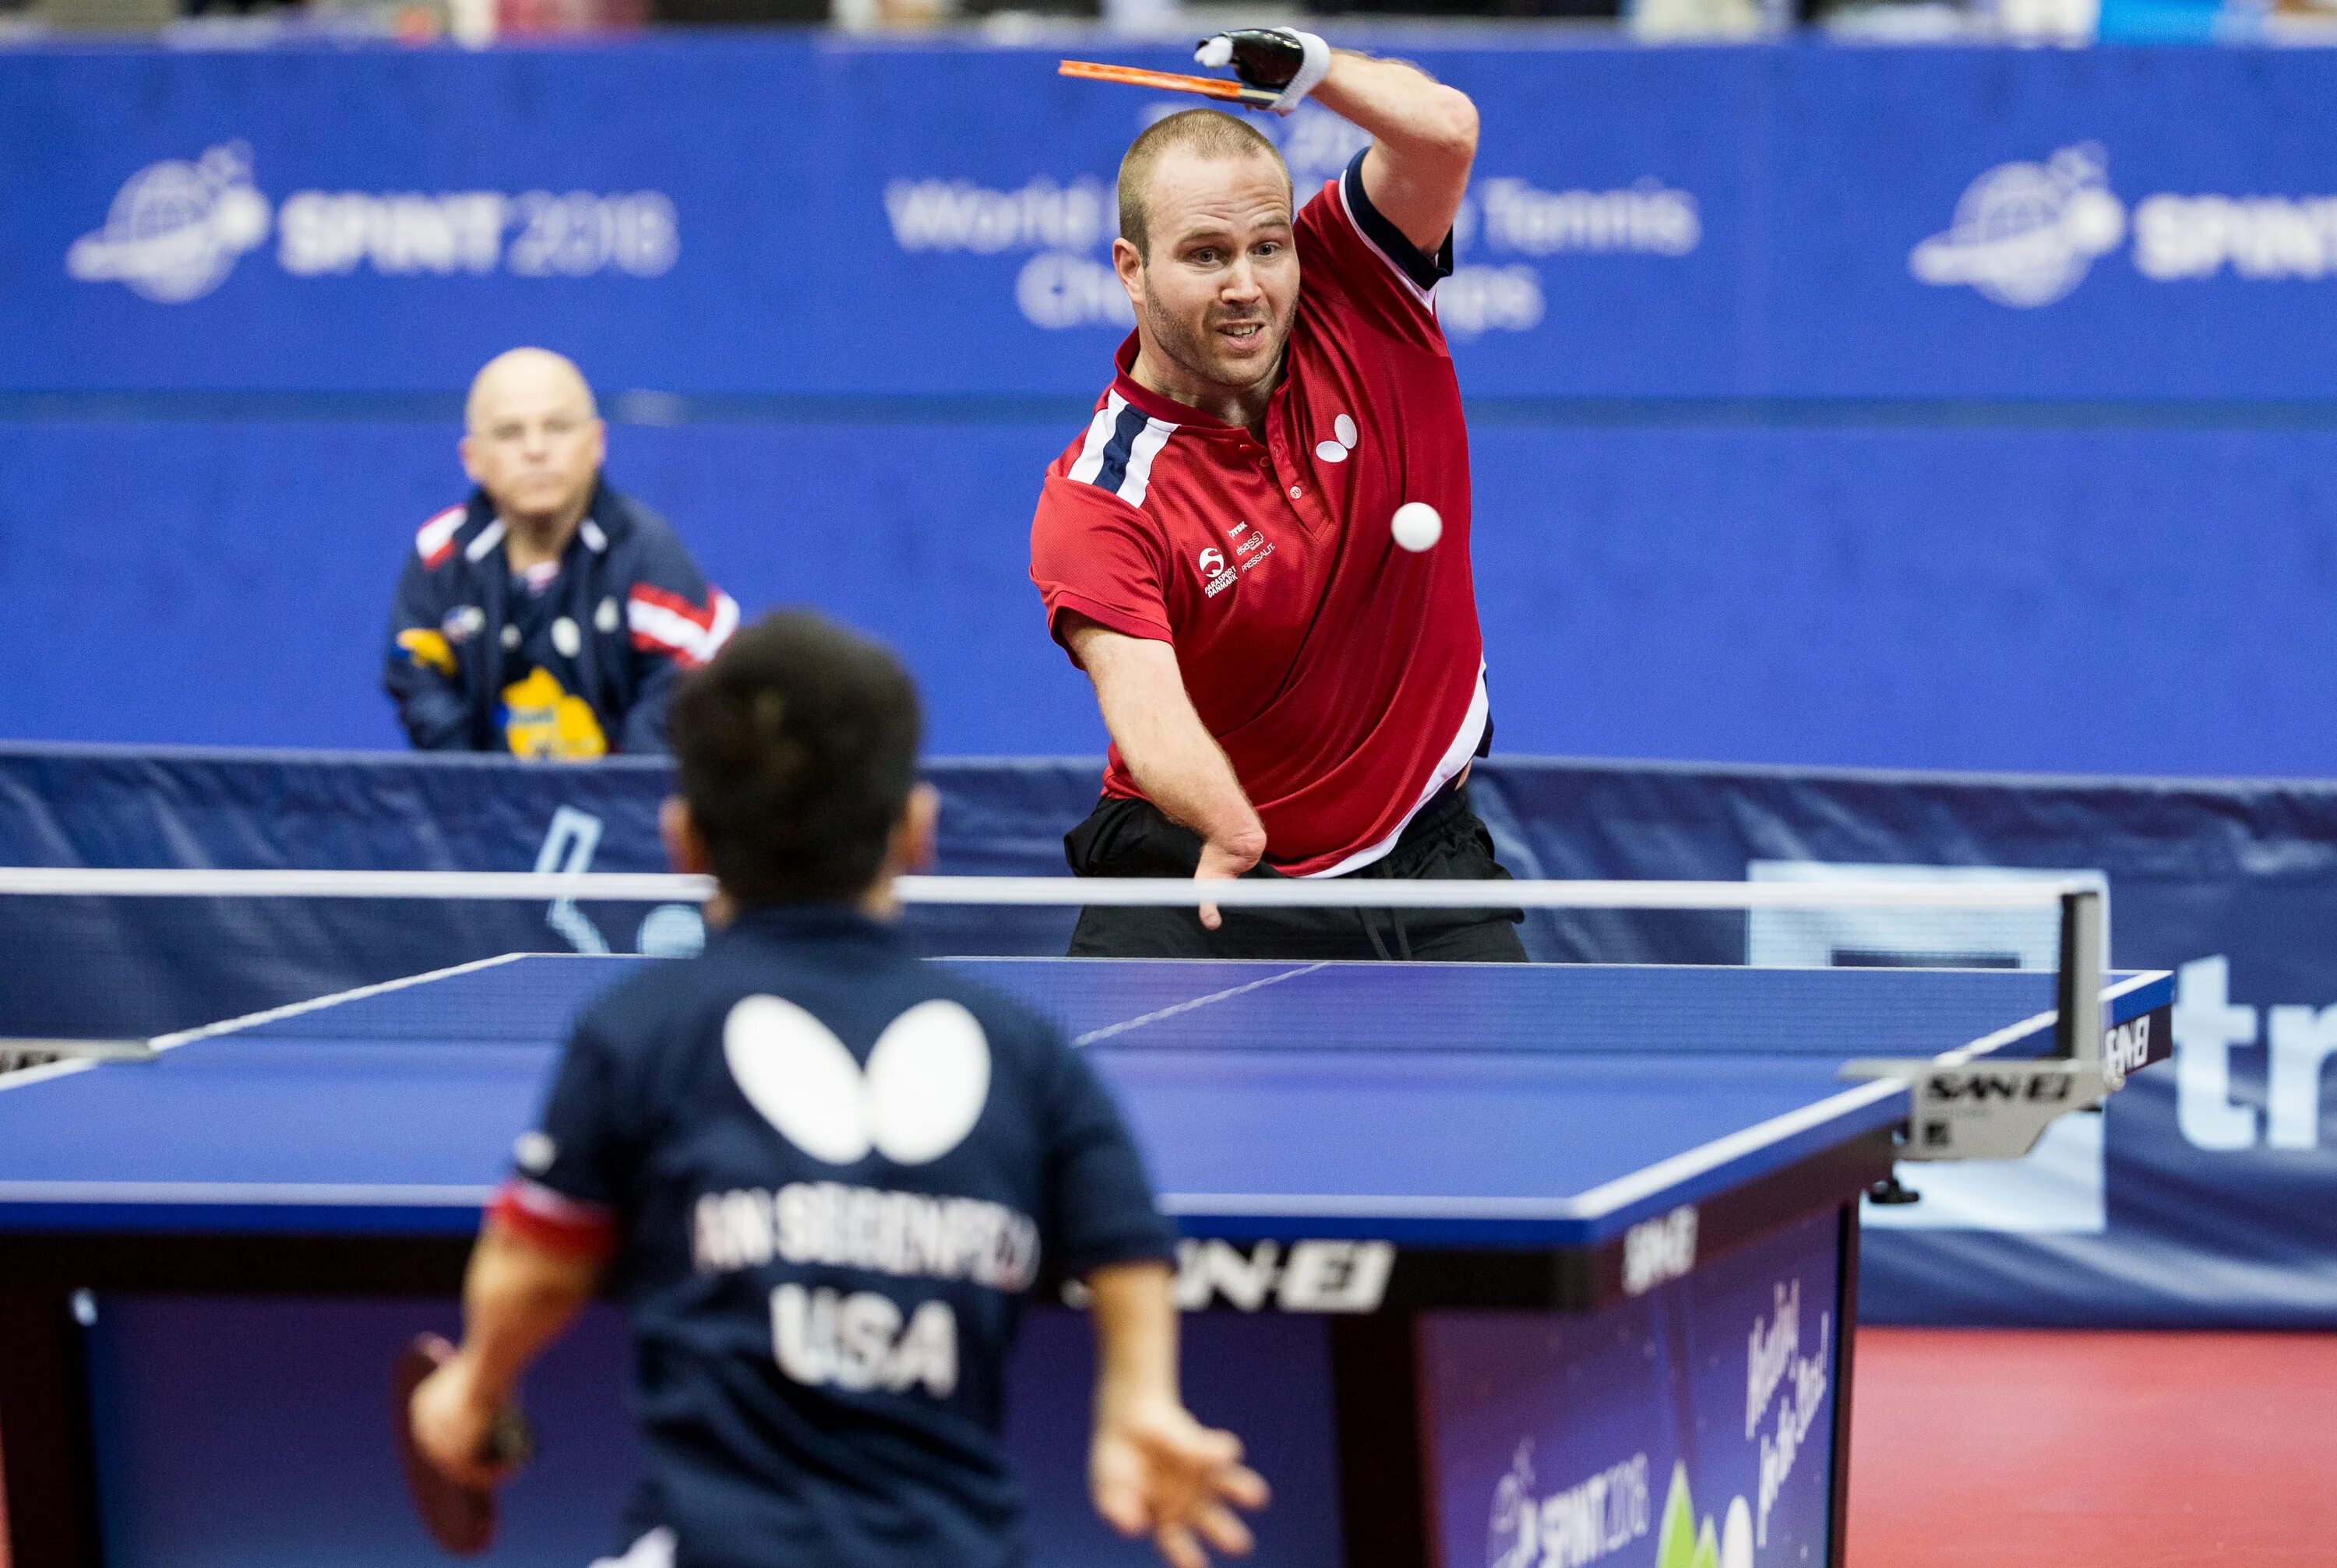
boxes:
[627,583,740,670]
[414,506,466,571]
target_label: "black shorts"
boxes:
[1062,783,1528,963]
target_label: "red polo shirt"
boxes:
[1029,151,1488,878]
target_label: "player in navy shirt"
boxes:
[407,610,1268,1568]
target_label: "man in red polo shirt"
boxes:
[1029,30,1524,961]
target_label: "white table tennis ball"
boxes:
[1391,501,1443,552]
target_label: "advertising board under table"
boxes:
[1422,1208,1847,1568]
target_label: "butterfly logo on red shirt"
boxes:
[1314,414,1359,464]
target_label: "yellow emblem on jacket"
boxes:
[396,627,458,677]
[499,667,608,761]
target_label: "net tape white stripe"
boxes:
[0,867,2093,910]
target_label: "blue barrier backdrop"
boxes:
[4,743,2334,1330]
[12,41,2337,399]
[5,41,2337,772]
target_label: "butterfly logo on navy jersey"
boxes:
[723,996,992,1166]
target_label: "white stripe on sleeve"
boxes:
[1067,394,1126,487]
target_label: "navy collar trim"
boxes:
[460,480,631,556]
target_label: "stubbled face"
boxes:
[1116,149,1299,396]
[460,352,605,523]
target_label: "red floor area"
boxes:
[1846,1327,2337,1567]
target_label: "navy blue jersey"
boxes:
[384,481,738,756]
[495,906,1177,1568]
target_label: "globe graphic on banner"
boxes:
[1909,143,2126,308]
[66,143,272,305]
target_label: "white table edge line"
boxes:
[1933,1007,2060,1067]
[1567,1078,1907,1220]
[1071,963,1330,1047]
[147,951,534,1055]
[0,1057,99,1097]
[1934,973,2172,1069]
[1569,976,2166,1221]
[0,1182,498,1206]
[2102,969,2170,1004]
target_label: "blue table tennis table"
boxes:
[0,956,2174,1568]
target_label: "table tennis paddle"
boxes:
[1058,58,1279,111]
[393,1332,534,1556]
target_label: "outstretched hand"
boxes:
[1091,1397,1271,1568]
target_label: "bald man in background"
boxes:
[386,349,738,758]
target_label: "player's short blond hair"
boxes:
[1118,109,1292,260]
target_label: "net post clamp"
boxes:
[1837,1056,2108,1161]
[0,1037,158,1062]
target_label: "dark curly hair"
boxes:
[666,610,922,907]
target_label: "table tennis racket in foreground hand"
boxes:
[393,1332,535,1556]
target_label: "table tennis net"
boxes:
[0,868,2106,1073]
[0,884,718,1052]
